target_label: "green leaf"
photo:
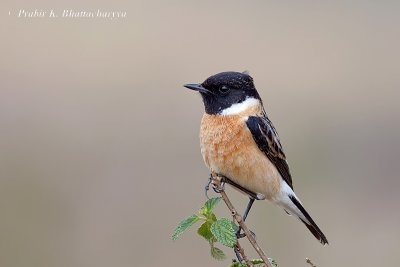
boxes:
[210,246,226,260]
[210,218,237,248]
[210,212,217,222]
[171,214,200,240]
[199,197,221,216]
[229,261,244,267]
[204,197,221,211]
[197,221,213,241]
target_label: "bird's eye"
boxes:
[219,85,230,94]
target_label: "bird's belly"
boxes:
[200,115,281,200]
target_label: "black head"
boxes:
[184,71,261,114]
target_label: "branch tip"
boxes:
[306,258,317,267]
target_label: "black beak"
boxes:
[184,83,211,94]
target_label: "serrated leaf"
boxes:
[210,246,226,260]
[204,197,221,211]
[171,214,200,240]
[210,218,237,248]
[199,197,221,216]
[197,221,213,241]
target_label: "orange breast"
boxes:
[200,114,281,200]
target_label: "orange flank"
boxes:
[200,114,281,200]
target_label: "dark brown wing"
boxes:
[246,116,293,189]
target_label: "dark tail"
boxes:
[289,195,329,245]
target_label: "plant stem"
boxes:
[306,258,317,267]
[211,173,273,267]
[235,241,253,267]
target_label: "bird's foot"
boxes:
[211,174,226,193]
[205,173,226,197]
[236,229,256,240]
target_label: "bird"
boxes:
[184,71,328,245]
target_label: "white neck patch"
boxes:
[220,97,260,115]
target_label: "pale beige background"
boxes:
[1,1,399,267]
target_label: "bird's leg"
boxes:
[204,174,212,199]
[234,247,244,263]
[242,197,255,222]
[236,197,256,239]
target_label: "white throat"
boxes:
[220,97,260,115]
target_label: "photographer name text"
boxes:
[11,9,127,19]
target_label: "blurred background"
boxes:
[1,1,399,266]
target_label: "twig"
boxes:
[235,241,253,267]
[211,173,273,267]
[306,258,316,267]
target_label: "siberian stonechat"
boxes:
[184,71,328,245]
